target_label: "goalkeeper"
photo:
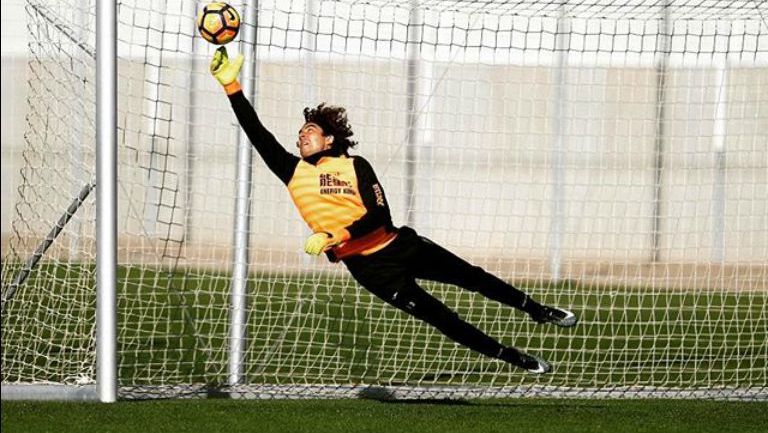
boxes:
[211,47,577,373]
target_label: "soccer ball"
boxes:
[197,2,241,45]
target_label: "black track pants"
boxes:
[342,226,536,358]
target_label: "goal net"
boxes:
[2,0,766,400]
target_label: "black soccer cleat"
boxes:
[532,305,578,328]
[498,348,551,374]
[517,353,552,374]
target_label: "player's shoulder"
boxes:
[349,154,374,168]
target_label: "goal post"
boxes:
[95,0,118,403]
[2,0,767,401]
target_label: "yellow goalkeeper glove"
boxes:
[209,46,244,94]
[304,232,344,256]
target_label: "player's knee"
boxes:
[427,308,462,331]
[388,290,416,313]
[460,265,490,292]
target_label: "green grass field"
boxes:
[3,398,768,433]
[2,263,766,395]
[2,263,767,433]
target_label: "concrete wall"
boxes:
[3,53,766,284]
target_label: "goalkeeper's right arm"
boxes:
[210,47,299,185]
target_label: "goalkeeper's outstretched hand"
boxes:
[210,46,244,90]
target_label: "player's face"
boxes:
[297,122,334,158]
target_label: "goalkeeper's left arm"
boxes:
[210,47,299,185]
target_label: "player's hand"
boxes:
[210,46,244,87]
[304,232,339,256]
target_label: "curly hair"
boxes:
[303,103,357,155]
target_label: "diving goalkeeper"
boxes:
[211,47,577,373]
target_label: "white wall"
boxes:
[2,1,766,280]
[1,0,28,257]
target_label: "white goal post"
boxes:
[1,0,766,402]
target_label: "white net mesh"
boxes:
[2,0,766,400]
